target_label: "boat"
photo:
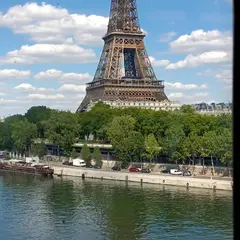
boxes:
[0,160,54,176]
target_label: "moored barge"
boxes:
[0,161,54,176]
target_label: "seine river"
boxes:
[0,172,233,240]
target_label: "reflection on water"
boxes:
[0,172,233,240]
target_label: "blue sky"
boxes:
[0,0,233,117]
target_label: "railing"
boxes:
[86,79,164,88]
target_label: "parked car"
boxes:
[112,166,121,171]
[183,170,192,176]
[93,165,101,169]
[161,169,170,174]
[170,169,183,175]
[141,168,151,173]
[129,167,141,172]
[85,163,93,168]
[62,161,73,166]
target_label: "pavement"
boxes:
[45,162,232,182]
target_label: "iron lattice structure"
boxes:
[77,0,168,112]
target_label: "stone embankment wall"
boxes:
[50,165,233,191]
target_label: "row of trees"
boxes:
[0,103,232,166]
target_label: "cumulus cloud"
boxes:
[215,69,232,83]
[165,82,207,90]
[224,85,232,92]
[58,84,86,92]
[159,31,177,42]
[34,69,92,83]
[34,69,62,79]
[0,69,31,80]
[26,93,65,100]
[169,29,232,53]
[166,51,231,70]
[165,29,233,70]
[149,56,170,67]
[0,44,97,65]
[0,2,108,46]
[14,83,54,93]
[0,99,17,104]
[168,92,213,104]
[196,69,214,76]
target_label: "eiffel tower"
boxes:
[76,0,168,112]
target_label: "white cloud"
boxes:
[26,93,65,100]
[0,2,108,46]
[0,99,17,104]
[0,69,31,80]
[0,44,97,65]
[73,94,85,100]
[149,56,170,67]
[14,83,54,93]
[166,51,231,70]
[215,69,232,83]
[58,84,86,92]
[0,92,6,96]
[165,82,207,90]
[159,31,177,42]
[34,69,92,83]
[34,69,62,80]
[169,29,232,53]
[224,85,232,91]
[196,69,214,76]
[14,83,35,91]
[169,92,208,98]
[168,92,212,104]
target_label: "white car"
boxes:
[170,169,183,175]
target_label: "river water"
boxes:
[0,172,233,240]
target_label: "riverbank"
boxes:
[50,164,233,191]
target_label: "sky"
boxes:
[0,0,233,118]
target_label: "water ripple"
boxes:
[0,172,233,240]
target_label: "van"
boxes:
[72,158,86,167]
[170,169,183,175]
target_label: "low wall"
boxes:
[50,165,233,191]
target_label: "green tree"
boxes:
[144,134,160,162]
[107,115,144,163]
[71,148,78,159]
[201,131,219,171]
[77,102,114,141]
[31,142,47,159]
[25,106,53,138]
[180,105,196,114]
[0,115,25,151]
[25,106,52,123]
[181,133,202,165]
[43,111,80,156]
[164,125,185,164]
[11,119,37,155]
[80,143,92,163]
[92,147,102,165]
[217,128,232,166]
[0,122,14,151]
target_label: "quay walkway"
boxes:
[48,163,233,191]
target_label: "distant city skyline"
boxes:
[0,0,233,117]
